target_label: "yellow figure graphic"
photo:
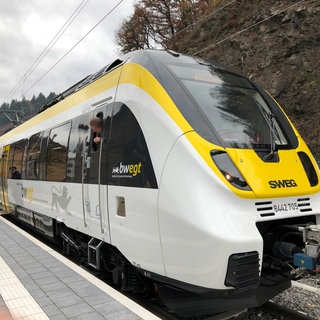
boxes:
[26,187,33,203]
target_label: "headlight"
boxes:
[211,150,251,190]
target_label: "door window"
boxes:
[26,133,42,180]
[46,123,71,181]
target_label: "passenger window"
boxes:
[46,123,71,181]
[67,116,89,183]
[10,140,26,179]
[26,133,42,180]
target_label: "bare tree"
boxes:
[115,0,212,53]
[115,5,152,53]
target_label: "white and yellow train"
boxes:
[1,50,320,317]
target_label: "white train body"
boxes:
[1,50,320,316]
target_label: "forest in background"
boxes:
[0,92,56,131]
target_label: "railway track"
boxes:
[259,301,316,320]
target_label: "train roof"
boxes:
[38,49,240,113]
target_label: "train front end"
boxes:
[136,51,320,316]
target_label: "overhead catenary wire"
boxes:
[22,0,126,97]
[192,0,305,56]
[3,0,90,104]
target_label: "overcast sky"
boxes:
[0,0,135,105]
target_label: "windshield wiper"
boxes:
[264,112,277,160]
[255,101,279,160]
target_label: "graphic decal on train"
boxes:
[51,185,72,214]
[111,162,142,178]
[21,185,33,203]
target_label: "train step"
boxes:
[88,237,104,269]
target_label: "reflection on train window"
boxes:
[67,115,89,183]
[169,64,254,89]
[169,64,288,149]
[170,65,288,150]
[11,140,26,179]
[185,82,287,149]
[46,122,71,181]
[26,133,42,180]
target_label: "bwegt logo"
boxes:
[112,162,142,177]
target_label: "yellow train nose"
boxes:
[227,148,320,198]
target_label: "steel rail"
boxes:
[260,301,316,320]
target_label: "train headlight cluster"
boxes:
[211,150,251,191]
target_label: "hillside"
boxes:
[174,0,320,162]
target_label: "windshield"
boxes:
[169,64,288,149]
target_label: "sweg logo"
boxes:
[112,162,142,177]
[268,179,298,189]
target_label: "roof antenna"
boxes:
[167,50,180,57]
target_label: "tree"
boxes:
[35,93,46,107]
[116,0,213,53]
[116,5,152,53]
[140,0,181,48]
[0,92,57,129]
[0,102,10,110]
[116,0,182,52]
[47,92,56,101]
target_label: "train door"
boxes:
[82,103,112,241]
[0,145,11,213]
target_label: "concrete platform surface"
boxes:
[0,216,161,320]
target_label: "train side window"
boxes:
[7,144,15,178]
[67,115,89,183]
[46,122,71,182]
[26,133,43,180]
[4,145,12,181]
[11,140,26,179]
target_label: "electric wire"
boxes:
[192,0,305,56]
[3,0,90,104]
[22,0,126,97]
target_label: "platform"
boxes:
[0,216,161,320]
